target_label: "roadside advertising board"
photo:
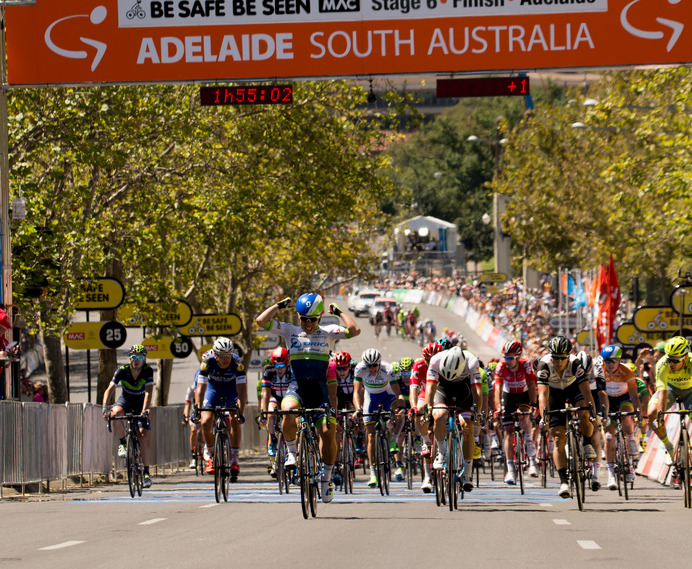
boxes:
[118,300,193,327]
[633,305,692,333]
[178,313,243,336]
[480,273,507,284]
[5,1,691,86]
[64,320,127,349]
[142,335,195,358]
[74,277,126,310]
[615,323,670,347]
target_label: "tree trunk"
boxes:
[40,331,67,404]
[97,347,118,405]
[155,358,173,406]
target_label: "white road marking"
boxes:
[553,519,571,525]
[200,503,219,508]
[539,502,554,507]
[139,518,167,525]
[39,541,85,551]
[577,540,601,550]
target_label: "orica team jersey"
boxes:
[354,360,397,395]
[595,360,636,397]
[111,364,155,399]
[265,320,350,382]
[261,365,293,399]
[426,350,481,386]
[655,357,692,392]
[535,354,585,390]
[494,358,536,394]
[197,353,247,387]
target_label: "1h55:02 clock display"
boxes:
[200,85,293,105]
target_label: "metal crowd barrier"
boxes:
[1,401,262,498]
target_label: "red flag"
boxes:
[594,263,609,350]
[606,255,621,341]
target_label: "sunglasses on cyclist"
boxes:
[551,355,569,361]
[130,355,145,361]
[274,363,286,369]
[504,356,517,361]
[336,366,350,371]
[367,363,380,369]
[300,316,319,323]
[667,356,685,364]
[604,358,621,364]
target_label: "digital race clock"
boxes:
[200,85,293,106]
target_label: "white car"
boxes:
[368,297,398,325]
[347,289,381,317]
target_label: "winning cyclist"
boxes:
[353,348,406,487]
[494,340,538,485]
[410,341,444,492]
[647,336,692,466]
[426,345,482,493]
[536,336,597,499]
[102,344,155,488]
[255,294,360,504]
[195,337,247,480]
[259,346,293,476]
[596,345,641,490]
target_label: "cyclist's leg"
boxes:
[432,393,449,470]
[281,390,302,465]
[459,411,475,489]
[648,390,676,460]
[109,402,126,439]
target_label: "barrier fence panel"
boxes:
[66,403,83,477]
[0,401,22,487]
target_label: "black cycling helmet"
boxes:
[548,336,572,356]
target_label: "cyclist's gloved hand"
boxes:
[538,419,547,431]
[354,409,362,419]
[102,405,110,418]
[258,415,267,428]
[410,407,418,417]
[276,297,292,309]
[237,413,245,424]
[329,303,343,316]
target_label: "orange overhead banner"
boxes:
[5,0,692,86]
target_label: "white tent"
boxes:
[393,215,457,257]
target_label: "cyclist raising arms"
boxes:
[647,336,692,465]
[195,337,247,479]
[494,340,538,485]
[353,348,406,486]
[410,341,444,492]
[255,294,360,503]
[426,346,482,493]
[596,345,641,490]
[536,336,597,499]
[102,344,155,488]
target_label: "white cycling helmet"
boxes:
[362,348,381,366]
[438,346,466,381]
[213,337,233,356]
[576,350,593,374]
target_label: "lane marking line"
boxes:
[200,503,219,508]
[39,541,85,551]
[539,502,554,507]
[553,519,571,525]
[139,518,167,525]
[577,540,601,550]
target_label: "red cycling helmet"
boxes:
[270,347,289,366]
[422,342,443,359]
[333,351,352,367]
[502,340,523,357]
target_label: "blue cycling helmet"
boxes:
[296,293,324,317]
[436,337,452,350]
[600,345,622,360]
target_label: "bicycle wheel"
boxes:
[213,432,224,503]
[515,432,525,495]
[568,430,584,511]
[539,432,548,488]
[446,432,456,511]
[126,433,137,498]
[379,433,390,496]
[406,430,414,490]
[276,432,286,495]
[435,468,446,507]
[681,429,691,508]
[309,440,319,518]
[298,431,310,520]
[222,436,231,502]
[615,433,624,498]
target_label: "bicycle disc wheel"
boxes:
[222,436,231,502]
[213,432,223,503]
[126,434,136,498]
[446,433,456,511]
[682,429,691,508]
[516,433,525,495]
[298,431,310,519]
[569,431,583,511]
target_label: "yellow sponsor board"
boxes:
[118,301,193,327]
[75,277,125,310]
[142,336,195,359]
[64,322,108,349]
[616,323,670,346]
[633,306,692,332]
[480,273,507,283]
[178,314,243,337]
[576,330,594,346]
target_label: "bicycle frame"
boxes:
[201,405,239,503]
[608,409,638,501]
[108,413,147,498]
[546,407,586,511]
[369,406,393,496]
[660,398,692,508]
[510,409,533,495]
